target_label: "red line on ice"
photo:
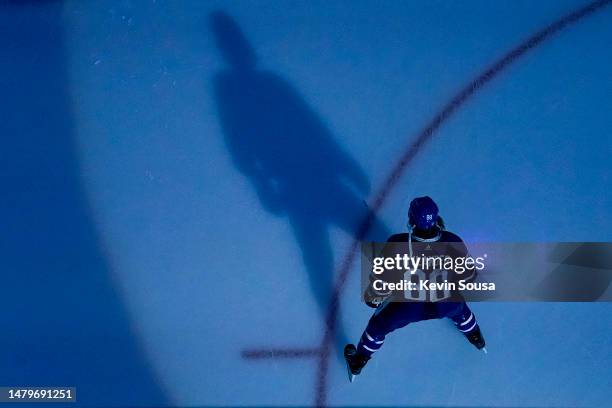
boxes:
[240,1,612,406]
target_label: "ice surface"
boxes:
[2,0,611,406]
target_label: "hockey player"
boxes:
[344,196,486,381]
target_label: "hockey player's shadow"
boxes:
[210,11,389,358]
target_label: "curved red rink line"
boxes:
[241,1,612,406]
[316,1,611,406]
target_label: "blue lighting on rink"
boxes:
[2,0,610,406]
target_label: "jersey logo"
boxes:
[426,214,433,221]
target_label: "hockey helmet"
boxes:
[408,196,439,231]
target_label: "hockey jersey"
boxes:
[368,230,478,303]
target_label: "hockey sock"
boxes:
[452,310,479,335]
[356,330,384,357]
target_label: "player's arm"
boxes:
[363,234,406,308]
[462,244,478,284]
[364,273,392,308]
[446,237,478,284]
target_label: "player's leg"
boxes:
[443,302,486,350]
[345,302,425,376]
[357,301,413,357]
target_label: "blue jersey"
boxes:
[370,229,477,303]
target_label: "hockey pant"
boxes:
[357,301,480,357]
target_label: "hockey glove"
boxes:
[364,285,388,309]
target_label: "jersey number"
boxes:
[403,269,451,302]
